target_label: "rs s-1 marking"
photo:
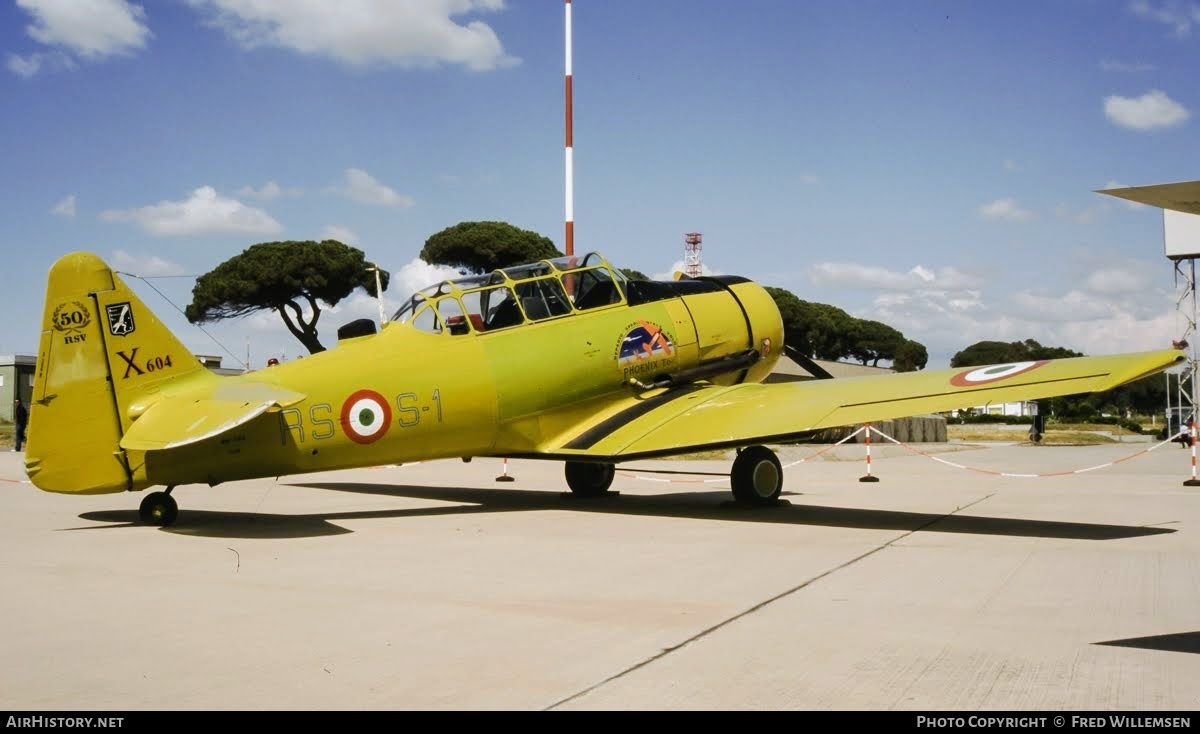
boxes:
[278,390,445,444]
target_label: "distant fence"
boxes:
[810,416,947,443]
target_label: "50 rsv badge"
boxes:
[52,300,91,345]
[106,302,136,337]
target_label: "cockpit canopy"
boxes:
[390,252,628,335]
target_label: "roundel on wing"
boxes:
[950,360,1048,387]
[340,389,392,444]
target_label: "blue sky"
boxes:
[2,0,1199,369]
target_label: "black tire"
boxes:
[564,462,615,497]
[730,445,783,505]
[138,491,178,527]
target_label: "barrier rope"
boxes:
[612,425,1193,485]
[615,426,867,484]
[867,425,1192,478]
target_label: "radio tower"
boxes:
[684,232,703,278]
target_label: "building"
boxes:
[952,401,1039,418]
[195,354,247,376]
[0,354,248,422]
[0,355,36,422]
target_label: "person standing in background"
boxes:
[13,398,27,452]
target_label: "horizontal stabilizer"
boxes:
[120,384,305,451]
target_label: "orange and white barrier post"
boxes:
[496,457,515,483]
[1186,420,1200,487]
[859,423,880,483]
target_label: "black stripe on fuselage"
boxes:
[564,385,706,450]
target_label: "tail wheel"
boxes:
[731,445,783,505]
[565,461,615,497]
[138,491,178,527]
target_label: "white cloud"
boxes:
[7,53,42,78]
[870,288,1174,367]
[978,198,1033,221]
[1104,89,1190,130]
[797,256,1177,367]
[1130,0,1200,36]
[391,257,462,300]
[1003,159,1020,172]
[958,265,1170,356]
[5,49,77,78]
[319,225,358,245]
[871,288,984,325]
[1080,261,1161,295]
[1012,289,1130,323]
[15,0,150,60]
[99,186,284,236]
[1081,267,1154,295]
[336,168,414,208]
[1053,202,1108,224]
[1054,311,1177,356]
[651,259,720,281]
[237,181,301,200]
[109,249,186,276]
[842,284,988,367]
[809,262,983,291]
[798,173,821,185]
[1100,59,1155,72]
[51,194,75,218]
[187,0,519,71]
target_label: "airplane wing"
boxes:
[544,349,1186,460]
[1097,180,1200,214]
[120,381,306,451]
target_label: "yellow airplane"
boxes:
[24,250,1185,526]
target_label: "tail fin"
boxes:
[25,252,214,494]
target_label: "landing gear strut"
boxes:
[564,461,616,497]
[138,486,178,527]
[730,445,783,506]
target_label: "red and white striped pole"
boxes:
[564,0,574,256]
[496,457,515,483]
[1186,419,1200,486]
[859,423,880,482]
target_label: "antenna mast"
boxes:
[564,0,574,256]
[684,232,703,278]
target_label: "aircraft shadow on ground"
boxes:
[1095,631,1200,655]
[74,481,1178,541]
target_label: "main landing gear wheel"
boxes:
[564,461,616,497]
[138,488,178,527]
[730,445,783,506]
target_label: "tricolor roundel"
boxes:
[340,389,392,444]
[950,361,1048,387]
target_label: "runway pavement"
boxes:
[1,440,1198,711]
